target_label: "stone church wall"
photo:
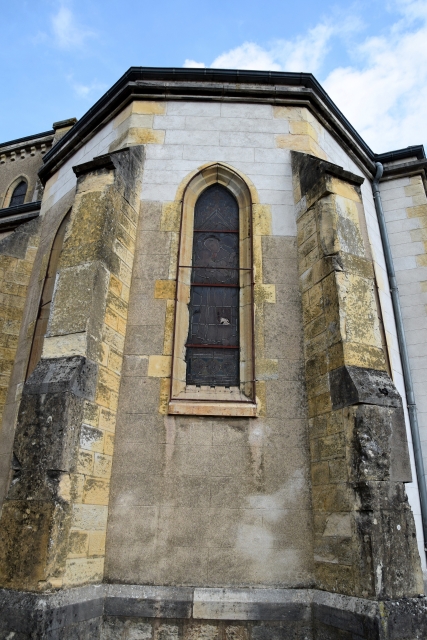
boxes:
[0,86,425,638]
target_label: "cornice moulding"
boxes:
[36,67,426,184]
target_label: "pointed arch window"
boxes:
[9,180,27,207]
[186,184,240,387]
[169,166,256,417]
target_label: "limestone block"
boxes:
[185,623,219,640]
[254,284,275,305]
[68,530,89,558]
[48,262,109,340]
[83,478,110,505]
[290,120,319,141]
[252,204,272,236]
[63,557,104,586]
[104,433,114,456]
[276,134,327,160]
[80,424,104,453]
[72,504,108,531]
[407,204,427,218]
[148,355,172,378]
[155,280,176,300]
[329,366,401,410]
[225,626,248,640]
[77,450,94,475]
[155,624,179,640]
[161,201,181,233]
[0,500,59,588]
[88,531,106,557]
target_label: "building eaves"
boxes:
[0,201,41,231]
[0,130,54,153]
[38,67,426,184]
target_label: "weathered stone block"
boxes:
[329,366,401,410]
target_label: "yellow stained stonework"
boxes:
[143,162,274,417]
[0,231,40,424]
[110,101,166,151]
[60,178,140,587]
[148,355,172,378]
[154,279,176,300]
[404,176,427,268]
[0,151,146,591]
[274,106,327,160]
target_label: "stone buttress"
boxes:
[0,146,145,590]
[292,151,424,599]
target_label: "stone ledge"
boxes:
[105,584,193,618]
[168,400,258,417]
[0,584,105,635]
[0,584,426,639]
[193,588,312,621]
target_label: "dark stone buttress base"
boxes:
[1,585,427,640]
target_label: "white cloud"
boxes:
[324,0,427,151]
[182,0,427,153]
[69,77,107,100]
[51,5,95,50]
[183,59,206,68]
[211,42,282,71]
[207,23,335,73]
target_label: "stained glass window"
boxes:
[9,181,27,207]
[186,184,240,387]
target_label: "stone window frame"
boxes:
[168,164,257,417]
[3,175,30,208]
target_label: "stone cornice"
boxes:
[0,131,54,153]
[37,67,426,185]
[381,158,427,182]
[0,201,41,231]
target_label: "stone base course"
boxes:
[0,585,427,639]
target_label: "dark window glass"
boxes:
[186,184,240,387]
[9,181,27,207]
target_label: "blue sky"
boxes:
[1,0,426,154]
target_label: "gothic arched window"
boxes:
[186,184,240,387]
[9,180,27,207]
[169,165,256,417]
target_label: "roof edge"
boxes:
[0,130,54,151]
[37,67,426,183]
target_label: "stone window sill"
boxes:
[168,400,257,417]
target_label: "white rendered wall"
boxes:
[42,120,116,211]
[377,175,427,572]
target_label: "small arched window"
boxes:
[26,212,70,378]
[9,180,27,207]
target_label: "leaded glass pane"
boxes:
[186,184,240,387]
[9,181,27,207]
[192,232,239,285]
[187,286,239,346]
[193,184,239,230]
[186,348,239,387]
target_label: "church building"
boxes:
[0,67,427,638]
